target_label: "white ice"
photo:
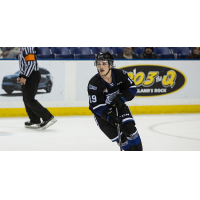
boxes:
[0,114,200,151]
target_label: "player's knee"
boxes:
[121,121,142,147]
[116,134,130,151]
[121,121,136,137]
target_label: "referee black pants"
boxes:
[22,71,53,123]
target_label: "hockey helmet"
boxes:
[95,52,114,66]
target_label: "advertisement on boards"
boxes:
[0,61,65,102]
[119,64,187,97]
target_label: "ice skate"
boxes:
[25,121,41,129]
[40,116,57,130]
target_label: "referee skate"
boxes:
[40,117,57,130]
[25,120,40,129]
[24,117,57,130]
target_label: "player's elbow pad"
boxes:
[123,89,135,101]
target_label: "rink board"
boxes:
[0,105,200,117]
[0,60,200,117]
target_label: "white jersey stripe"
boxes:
[129,85,136,88]
[93,104,107,110]
[122,118,134,123]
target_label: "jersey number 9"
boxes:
[89,95,97,103]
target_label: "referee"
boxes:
[17,47,57,129]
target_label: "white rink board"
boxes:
[0,60,200,108]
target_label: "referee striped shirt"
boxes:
[18,47,39,79]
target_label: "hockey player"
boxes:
[87,52,143,151]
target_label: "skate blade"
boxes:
[42,119,57,130]
[25,125,41,129]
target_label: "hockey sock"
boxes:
[121,121,141,146]
[130,141,143,151]
[116,134,130,150]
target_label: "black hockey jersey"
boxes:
[87,68,137,118]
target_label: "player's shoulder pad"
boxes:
[88,74,100,90]
[122,69,127,74]
[112,68,127,75]
[89,73,98,84]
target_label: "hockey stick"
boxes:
[115,106,122,151]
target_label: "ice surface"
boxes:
[0,114,200,151]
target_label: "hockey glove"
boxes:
[106,110,122,127]
[112,93,126,110]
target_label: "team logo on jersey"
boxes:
[103,88,108,93]
[89,84,97,90]
[105,90,119,104]
[119,65,187,97]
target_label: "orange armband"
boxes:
[24,54,35,62]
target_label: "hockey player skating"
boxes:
[88,52,143,151]
[17,47,57,130]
